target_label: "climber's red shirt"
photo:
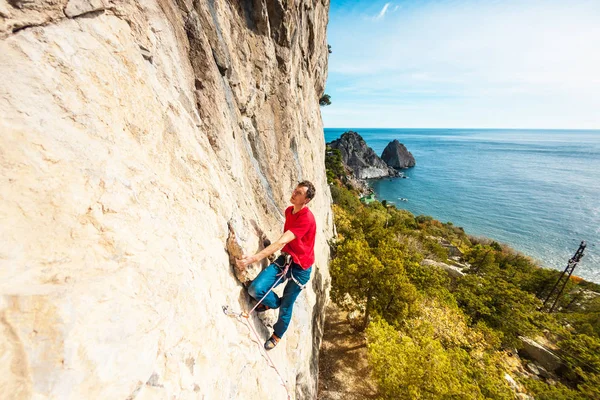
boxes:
[281,206,316,270]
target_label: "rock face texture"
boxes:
[518,337,563,372]
[381,139,416,169]
[327,131,399,179]
[0,1,332,399]
[421,259,466,278]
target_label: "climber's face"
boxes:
[290,185,309,207]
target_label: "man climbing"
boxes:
[236,181,317,350]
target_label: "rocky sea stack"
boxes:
[327,131,399,179]
[381,139,416,169]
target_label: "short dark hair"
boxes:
[298,180,316,201]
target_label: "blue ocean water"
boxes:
[324,128,600,284]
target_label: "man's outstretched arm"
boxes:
[236,230,296,268]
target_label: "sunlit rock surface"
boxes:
[0,1,333,398]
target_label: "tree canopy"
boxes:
[325,157,600,399]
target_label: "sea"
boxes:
[324,128,600,284]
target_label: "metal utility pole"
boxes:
[542,241,587,313]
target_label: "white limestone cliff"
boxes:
[0,0,332,399]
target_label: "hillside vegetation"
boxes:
[325,149,600,399]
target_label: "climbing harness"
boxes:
[275,254,307,290]
[289,270,307,290]
[222,253,303,400]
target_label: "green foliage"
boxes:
[330,185,362,214]
[330,238,379,307]
[490,241,503,251]
[371,238,419,327]
[387,208,419,232]
[415,215,433,224]
[404,261,456,306]
[577,279,600,293]
[560,296,600,337]
[558,333,600,397]
[366,318,513,400]
[454,274,542,346]
[522,378,586,400]
[319,93,332,106]
[422,238,449,261]
[465,244,498,275]
[324,162,600,398]
[415,217,472,251]
[325,146,345,184]
[367,319,474,399]
[330,237,418,329]
[519,266,563,299]
[578,373,600,399]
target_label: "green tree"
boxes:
[407,263,456,306]
[558,333,600,398]
[465,244,498,275]
[330,237,417,330]
[319,94,331,106]
[330,238,384,329]
[358,204,390,248]
[366,319,475,399]
[330,185,362,214]
[454,274,542,346]
[387,208,419,233]
[325,146,345,184]
[519,266,560,299]
[366,318,513,399]
[561,296,600,337]
[490,241,502,251]
[371,238,419,327]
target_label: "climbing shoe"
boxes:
[264,334,280,350]
[255,303,270,313]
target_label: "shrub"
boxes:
[319,94,331,106]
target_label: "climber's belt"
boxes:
[274,254,307,290]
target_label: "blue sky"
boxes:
[322,0,600,129]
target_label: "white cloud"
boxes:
[374,2,391,20]
[325,0,600,128]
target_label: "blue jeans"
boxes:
[248,258,312,338]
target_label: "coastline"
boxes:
[325,128,599,284]
[364,180,598,286]
[325,141,600,399]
